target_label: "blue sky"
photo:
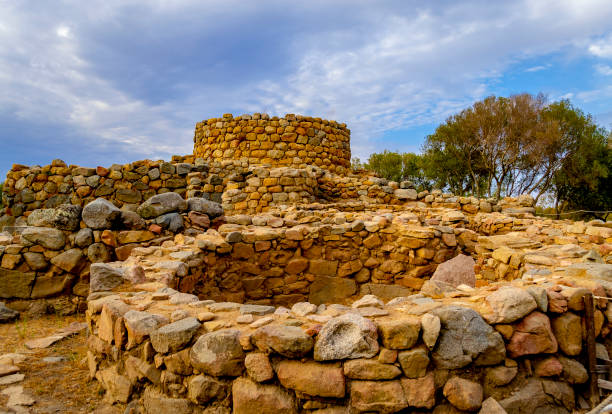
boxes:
[1,0,612,178]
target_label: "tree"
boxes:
[550,110,611,219]
[365,150,404,182]
[363,151,432,190]
[422,93,608,203]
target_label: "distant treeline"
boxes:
[353,94,611,220]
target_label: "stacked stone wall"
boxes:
[86,273,612,413]
[0,193,225,313]
[193,113,351,175]
[222,167,318,215]
[169,218,461,306]
[0,157,217,226]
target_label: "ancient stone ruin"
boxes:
[1,113,612,413]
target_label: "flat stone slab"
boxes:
[0,364,19,377]
[24,321,87,349]
[1,385,35,407]
[0,373,25,385]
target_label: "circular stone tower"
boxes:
[193,113,351,174]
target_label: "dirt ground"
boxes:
[0,314,122,414]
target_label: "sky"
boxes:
[1,0,612,179]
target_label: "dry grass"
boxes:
[0,313,120,414]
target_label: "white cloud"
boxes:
[525,65,549,72]
[1,0,612,165]
[589,34,612,58]
[595,63,612,76]
[56,25,71,38]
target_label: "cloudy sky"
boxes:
[1,0,612,178]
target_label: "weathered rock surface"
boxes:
[143,387,193,414]
[350,380,408,413]
[138,192,188,219]
[431,306,504,369]
[431,254,476,287]
[21,227,65,250]
[251,325,314,358]
[401,372,436,409]
[188,198,224,218]
[551,312,582,356]
[82,198,122,229]
[90,263,124,292]
[507,312,558,358]
[190,329,245,376]
[483,287,537,324]
[377,317,420,350]
[232,377,297,414]
[314,313,379,361]
[0,302,19,323]
[276,360,345,398]
[343,358,402,380]
[150,317,201,353]
[443,376,483,411]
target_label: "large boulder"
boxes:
[52,204,82,231]
[137,192,187,219]
[431,254,476,288]
[150,317,201,353]
[189,329,245,376]
[507,311,558,358]
[443,376,483,411]
[377,317,421,350]
[251,325,314,358]
[483,287,538,324]
[155,212,184,233]
[431,306,505,369]
[232,377,297,414]
[50,248,85,273]
[551,313,582,356]
[124,310,169,349]
[350,380,408,413]
[187,198,224,218]
[82,199,121,229]
[275,360,345,398]
[26,209,56,227]
[314,313,379,361]
[89,263,124,292]
[21,227,65,250]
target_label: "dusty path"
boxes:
[0,314,121,414]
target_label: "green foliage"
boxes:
[362,151,432,190]
[361,95,610,217]
[550,105,611,219]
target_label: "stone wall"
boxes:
[158,216,461,306]
[0,157,216,227]
[222,167,318,215]
[0,193,224,314]
[193,113,351,175]
[85,272,611,413]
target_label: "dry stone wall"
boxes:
[0,157,217,227]
[193,113,351,175]
[162,215,460,306]
[0,193,225,314]
[222,167,318,215]
[85,268,612,413]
